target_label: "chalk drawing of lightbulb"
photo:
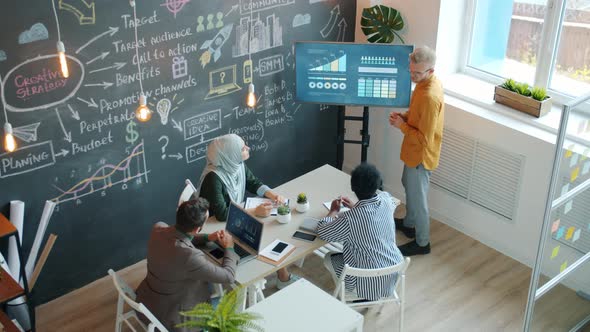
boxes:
[156,98,172,125]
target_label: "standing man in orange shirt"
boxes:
[389,46,444,256]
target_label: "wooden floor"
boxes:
[36,217,590,332]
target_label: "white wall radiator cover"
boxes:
[431,128,525,222]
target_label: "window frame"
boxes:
[461,0,588,109]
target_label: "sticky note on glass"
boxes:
[566,227,575,240]
[578,121,586,134]
[551,219,560,233]
[560,261,568,273]
[573,229,581,242]
[565,148,573,158]
[556,226,565,240]
[570,167,580,182]
[583,161,590,175]
[561,184,569,196]
[570,153,580,168]
[551,245,559,259]
[565,201,573,214]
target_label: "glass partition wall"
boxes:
[524,94,590,331]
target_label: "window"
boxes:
[467,0,590,100]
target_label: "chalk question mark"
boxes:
[159,135,169,160]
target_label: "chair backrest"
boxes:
[178,179,198,206]
[336,256,411,305]
[108,269,169,332]
[342,256,410,279]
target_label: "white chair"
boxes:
[108,269,169,332]
[178,179,198,206]
[333,257,411,332]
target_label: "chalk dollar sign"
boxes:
[126,121,139,144]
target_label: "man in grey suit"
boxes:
[136,198,239,330]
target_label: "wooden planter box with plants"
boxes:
[494,79,552,118]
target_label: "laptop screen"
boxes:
[226,202,263,251]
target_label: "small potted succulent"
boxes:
[276,204,291,224]
[296,193,309,213]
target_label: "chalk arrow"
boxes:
[77,97,98,108]
[89,62,126,74]
[84,81,113,89]
[168,153,183,160]
[67,104,80,120]
[59,0,95,25]
[320,5,340,38]
[336,18,347,42]
[55,108,72,143]
[76,26,119,54]
[86,51,110,65]
[171,119,183,132]
[55,149,70,157]
[225,4,238,17]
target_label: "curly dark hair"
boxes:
[350,163,382,200]
[176,198,210,232]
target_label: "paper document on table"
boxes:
[323,201,350,213]
[258,239,296,265]
[245,197,289,215]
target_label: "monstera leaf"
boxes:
[361,5,405,44]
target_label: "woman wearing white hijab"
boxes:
[197,134,297,289]
[197,133,285,221]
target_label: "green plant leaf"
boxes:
[179,287,263,332]
[531,86,548,101]
[361,5,405,44]
[501,78,517,92]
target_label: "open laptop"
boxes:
[203,202,263,265]
[204,65,242,100]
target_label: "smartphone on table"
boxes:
[292,231,317,242]
[271,241,289,254]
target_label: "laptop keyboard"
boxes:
[234,245,250,258]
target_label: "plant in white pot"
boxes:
[295,193,309,213]
[276,204,291,224]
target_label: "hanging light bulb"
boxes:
[4,122,17,152]
[56,41,69,78]
[135,93,152,122]
[246,83,256,108]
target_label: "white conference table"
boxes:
[245,278,364,332]
[201,164,355,305]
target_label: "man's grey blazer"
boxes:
[136,222,239,330]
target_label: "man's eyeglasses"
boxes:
[409,68,432,75]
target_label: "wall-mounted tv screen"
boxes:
[295,42,414,107]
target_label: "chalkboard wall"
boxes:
[0,0,356,303]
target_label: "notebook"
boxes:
[245,197,290,216]
[299,217,320,234]
[203,202,263,266]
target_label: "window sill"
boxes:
[441,73,590,147]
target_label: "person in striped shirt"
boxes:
[317,163,404,301]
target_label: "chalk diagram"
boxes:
[0,24,127,179]
[51,140,150,204]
